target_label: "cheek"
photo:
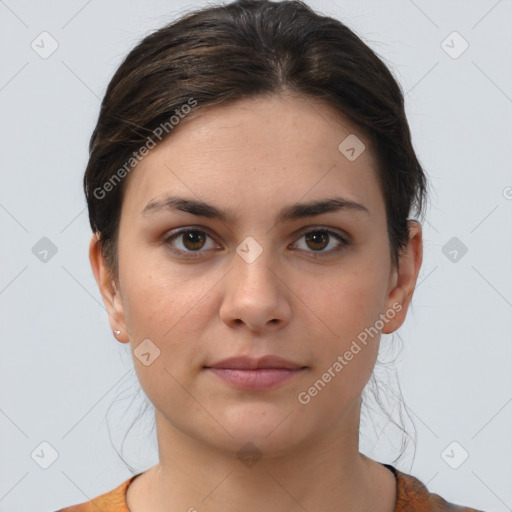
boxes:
[121,249,189,325]
[306,265,388,340]
[295,262,388,398]
[121,264,213,364]
[121,271,207,408]
[295,272,385,422]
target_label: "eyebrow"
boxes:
[141,195,369,223]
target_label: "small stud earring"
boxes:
[114,329,121,336]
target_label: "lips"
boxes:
[205,355,305,370]
[204,355,307,391]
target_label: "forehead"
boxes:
[120,94,384,221]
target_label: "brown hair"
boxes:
[84,0,428,282]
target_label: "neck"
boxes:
[126,399,396,512]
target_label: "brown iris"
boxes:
[304,231,329,251]
[182,230,207,250]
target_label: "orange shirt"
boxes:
[55,464,484,511]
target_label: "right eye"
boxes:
[163,228,220,258]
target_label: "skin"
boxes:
[90,93,423,512]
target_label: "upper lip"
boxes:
[205,355,305,370]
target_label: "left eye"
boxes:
[292,229,348,255]
[163,228,348,257]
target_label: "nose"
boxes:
[219,249,292,333]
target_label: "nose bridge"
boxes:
[233,234,278,294]
[219,234,291,330]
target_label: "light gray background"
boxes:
[1,1,511,511]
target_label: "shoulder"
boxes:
[54,473,143,512]
[55,467,486,512]
[386,464,485,512]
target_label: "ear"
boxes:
[382,220,423,334]
[88,233,129,343]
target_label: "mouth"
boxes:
[204,355,308,391]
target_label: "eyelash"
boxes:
[162,226,350,259]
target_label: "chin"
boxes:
[210,402,307,455]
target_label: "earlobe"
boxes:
[88,233,129,342]
[382,220,423,334]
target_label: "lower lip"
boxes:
[205,367,305,390]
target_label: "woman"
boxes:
[57,0,484,510]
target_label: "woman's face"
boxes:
[91,93,421,458]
